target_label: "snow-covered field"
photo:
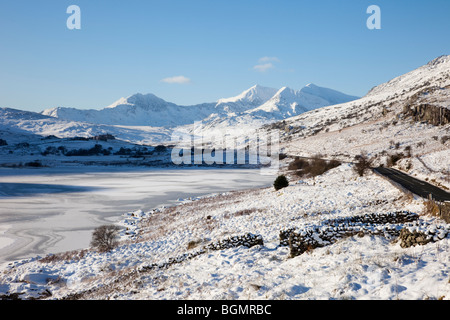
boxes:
[1,164,448,300]
[0,167,275,266]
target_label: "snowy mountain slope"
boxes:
[174,84,359,143]
[216,84,278,111]
[250,87,308,117]
[3,55,449,157]
[264,55,450,139]
[42,93,217,127]
[250,84,359,119]
[366,55,450,98]
[290,55,449,129]
[300,83,360,105]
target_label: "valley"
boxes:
[0,55,449,301]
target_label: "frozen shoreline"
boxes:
[0,166,275,265]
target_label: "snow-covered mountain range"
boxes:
[0,83,358,145]
[41,83,359,128]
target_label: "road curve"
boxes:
[373,167,450,202]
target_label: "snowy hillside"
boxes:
[261,55,450,187]
[366,55,450,98]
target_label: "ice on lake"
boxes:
[0,166,275,265]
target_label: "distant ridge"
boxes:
[41,84,359,127]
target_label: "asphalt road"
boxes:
[373,167,450,202]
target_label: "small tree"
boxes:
[274,175,289,191]
[90,225,120,252]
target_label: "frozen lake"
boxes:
[0,166,275,265]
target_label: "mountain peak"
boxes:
[104,92,173,110]
[273,86,297,98]
[217,85,278,106]
[127,92,168,105]
[426,55,450,67]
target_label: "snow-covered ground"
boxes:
[281,114,450,190]
[0,164,448,300]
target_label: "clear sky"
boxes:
[1,0,450,111]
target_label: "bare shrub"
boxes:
[308,155,328,177]
[90,225,120,252]
[353,153,373,176]
[290,155,341,178]
[387,152,404,167]
[404,145,412,157]
[224,208,263,219]
[288,157,309,172]
[416,141,425,148]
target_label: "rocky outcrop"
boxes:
[403,104,450,126]
[397,225,448,248]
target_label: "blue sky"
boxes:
[1,0,449,111]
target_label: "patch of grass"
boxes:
[39,249,89,263]
[187,239,204,250]
[224,208,264,219]
[423,198,450,223]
